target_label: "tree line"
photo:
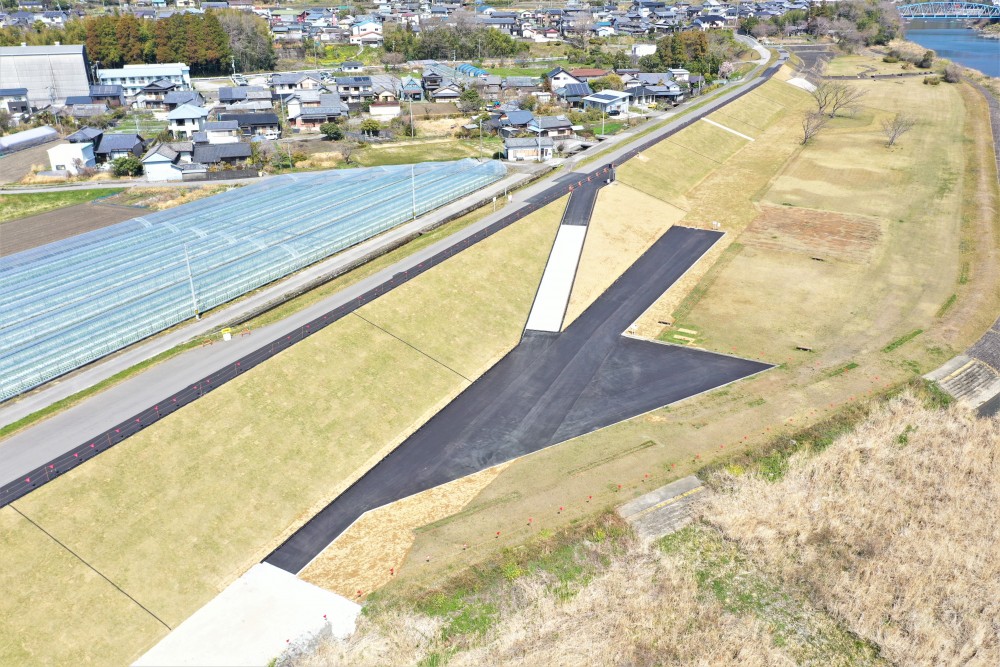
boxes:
[0,10,275,75]
[566,30,742,80]
[382,21,528,62]
[742,0,901,50]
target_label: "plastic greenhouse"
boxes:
[0,159,506,401]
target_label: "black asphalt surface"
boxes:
[265,226,771,573]
[561,177,603,226]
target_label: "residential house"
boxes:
[527,115,574,139]
[137,79,177,112]
[475,75,503,101]
[341,60,364,73]
[693,14,726,29]
[88,84,125,107]
[430,84,461,102]
[421,71,445,96]
[334,76,375,104]
[286,91,345,130]
[400,76,423,101]
[554,82,593,107]
[191,142,252,166]
[163,90,204,112]
[582,89,631,115]
[498,109,534,137]
[198,120,241,144]
[503,136,553,161]
[67,103,109,120]
[141,142,201,181]
[220,112,281,139]
[0,88,30,115]
[168,104,209,138]
[47,141,96,175]
[271,73,324,97]
[66,126,103,144]
[95,133,145,163]
[629,83,683,106]
[568,68,610,82]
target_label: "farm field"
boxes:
[0,197,564,665]
[384,67,999,591]
[0,202,138,257]
[353,138,502,167]
[0,187,124,224]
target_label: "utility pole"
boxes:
[410,163,417,219]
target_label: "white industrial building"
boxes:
[0,44,91,108]
[97,63,192,98]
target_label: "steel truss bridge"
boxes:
[898,2,1000,19]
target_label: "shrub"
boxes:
[943,65,962,83]
[111,155,142,177]
[923,76,941,86]
[319,122,343,140]
[882,55,899,64]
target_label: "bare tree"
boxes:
[751,22,776,40]
[801,111,830,144]
[811,82,867,118]
[880,113,916,147]
[340,141,359,165]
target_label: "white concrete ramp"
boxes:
[524,224,588,332]
[134,563,360,667]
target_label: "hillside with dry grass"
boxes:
[287,392,999,666]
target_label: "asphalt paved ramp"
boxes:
[266,226,772,573]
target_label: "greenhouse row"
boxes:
[0,159,506,402]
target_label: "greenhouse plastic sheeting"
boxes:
[0,158,506,401]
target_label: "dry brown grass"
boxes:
[705,393,1000,665]
[293,519,791,667]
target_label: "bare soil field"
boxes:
[0,202,139,257]
[0,141,59,184]
[741,204,882,264]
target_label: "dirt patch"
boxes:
[299,463,510,598]
[415,117,462,137]
[742,205,882,264]
[0,141,60,184]
[0,202,139,257]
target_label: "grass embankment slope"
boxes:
[302,391,999,666]
[0,188,124,223]
[0,197,565,665]
[385,64,998,594]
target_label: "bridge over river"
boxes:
[898,2,1000,19]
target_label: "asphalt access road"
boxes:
[560,177,602,226]
[266,226,772,573]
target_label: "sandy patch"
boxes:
[299,463,511,598]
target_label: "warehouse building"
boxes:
[0,44,91,108]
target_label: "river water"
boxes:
[904,20,1000,77]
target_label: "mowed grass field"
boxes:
[0,197,564,665]
[353,139,501,167]
[0,188,124,224]
[392,68,999,588]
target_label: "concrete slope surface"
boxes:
[266,227,771,573]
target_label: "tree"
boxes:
[880,112,916,147]
[458,87,483,113]
[811,82,866,118]
[340,141,359,165]
[111,155,143,177]
[319,122,343,141]
[0,109,11,134]
[943,64,961,83]
[917,49,935,69]
[359,119,381,136]
[801,111,830,144]
[217,10,276,72]
[751,22,777,40]
[589,74,623,92]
